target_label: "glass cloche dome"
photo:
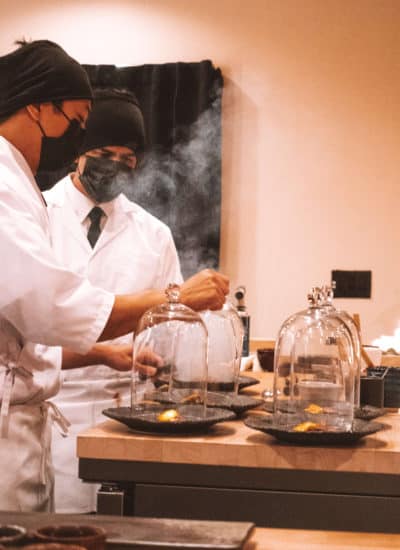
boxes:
[273,288,359,431]
[319,284,362,407]
[132,284,208,416]
[201,300,244,394]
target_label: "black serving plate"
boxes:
[354,405,386,420]
[262,401,385,421]
[262,401,287,414]
[237,375,260,391]
[206,393,264,415]
[244,415,384,445]
[103,405,236,434]
[149,391,263,416]
[153,374,260,392]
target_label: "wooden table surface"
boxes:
[247,527,400,549]
[77,372,400,476]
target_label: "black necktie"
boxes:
[87,206,104,248]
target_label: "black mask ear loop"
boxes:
[54,103,74,124]
[35,103,70,138]
[36,119,46,137]
[27,104,47,137]
[76,155,89,181]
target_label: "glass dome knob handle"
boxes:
[307,287,323,306]
[165,283,181,303]
[321,283,335,304]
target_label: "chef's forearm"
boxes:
[98,290,165,342]
[62,344,114,369]
[97,269,229,342]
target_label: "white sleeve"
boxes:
[156,227,184,288]
[0,181,114,353]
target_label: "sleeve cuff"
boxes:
[75,290,115,354]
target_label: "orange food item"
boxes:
[293,421,324,432]
[181,392,202,404]
[157,409,181,422]
[304,403,324,415]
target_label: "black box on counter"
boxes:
[363,366,400,408]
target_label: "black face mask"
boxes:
[36,107,86,175]
[79,156,133,203]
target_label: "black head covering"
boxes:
[0,40,93,119]
[79,88,146,155]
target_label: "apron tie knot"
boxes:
[45,401,71,437]
[0,348,33,437]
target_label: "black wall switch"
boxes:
[332,270,372,298]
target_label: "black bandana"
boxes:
[79,90,145,155]
[0,40,92,119]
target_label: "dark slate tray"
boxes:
[237,375,260,391]
[262,401,386,420]
[103,405,236,434]
[354,405,386,420]
[206,393,264,415]
[153,375,260,392]
[244,415,385,446]
[150,391,263,416]
[0,512,254,549]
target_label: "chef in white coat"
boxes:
[0,39,229,512]
[45,88,183,513]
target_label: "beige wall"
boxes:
[1,0,400,345]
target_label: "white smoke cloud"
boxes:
[124,92,222,278]
[373,329,400,353]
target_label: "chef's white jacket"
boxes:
[44,175,183,513]
[0,137,115,512]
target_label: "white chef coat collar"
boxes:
[0,137,46,208]
[65,175,118,223]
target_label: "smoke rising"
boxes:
[125,92,222,278]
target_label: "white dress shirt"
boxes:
[44,175,183,513]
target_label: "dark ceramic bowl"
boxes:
[35,525,106,550]
[257,348,274,372]
[0,524,27,546]
[25,545,86,550]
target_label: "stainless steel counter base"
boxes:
[79,458,400,532]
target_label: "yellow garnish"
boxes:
[304,403,324,414]
[293,421,324,432]
[157,409,181,422]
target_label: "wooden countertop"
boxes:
[381,354,400,367]
[77,373,400,475]
[246,527,400,549]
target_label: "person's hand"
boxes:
[134,347,164,377]
[180,269,229,311]
[104,344,133,372]
[104,344,164,377]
